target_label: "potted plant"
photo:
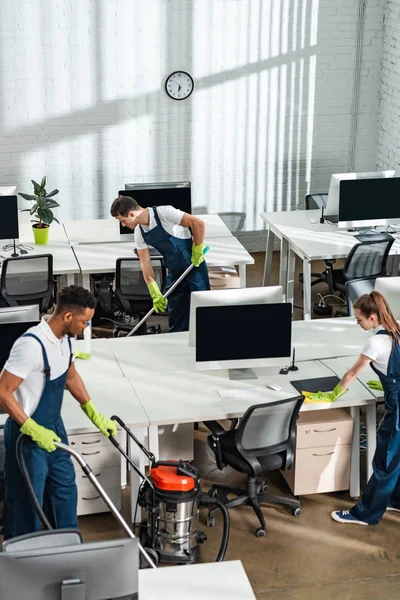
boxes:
[19,177,60,245]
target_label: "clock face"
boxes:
[165,71,194,100]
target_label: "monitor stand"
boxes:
[229,368,258,381]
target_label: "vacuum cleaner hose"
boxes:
[200,495,230,562]
[16,434,53,531]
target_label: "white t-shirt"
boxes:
[134,206,191,250]
[4,318,74,417]
[361,325,392,376]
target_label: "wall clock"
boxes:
[165,71,194,100]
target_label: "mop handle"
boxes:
[127,245,209,337]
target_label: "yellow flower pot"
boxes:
[32,225,49,245]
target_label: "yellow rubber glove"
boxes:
[20,418,61,452]
[302,384,347,404]
[191,242,206,267]
[367,379,384,391]
[74,349,91,360]
[147,281,168,313]
[81,400,117,437]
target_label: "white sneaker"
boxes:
[331,510,368,525]
[387,505,400,513]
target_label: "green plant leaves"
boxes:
[45,189,59,198]
[41,176,46,189]
[20,178,60,226]
[18,193,37,201]
[37,207,53,224]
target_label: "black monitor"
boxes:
[118,184,191,237]
[0,321,39,373]
[338,177,400,228]
[195,303,292,373]
[0,195,19,241]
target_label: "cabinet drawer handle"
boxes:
[82,439,101,445]
[82,473,101,478]
[313,428,337,433]
[312,452,335,456]
[81,451,101,456]
[82,495,101,501]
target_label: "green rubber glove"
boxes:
[81,400,117,437]
[191,242,206,267]
[74,349,91,360]
[367,379,384,391]
[147,281,168,313]
[302,384,347,404]
[20,418,61,452]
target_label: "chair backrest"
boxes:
[0,254,53,312]
[115,257,164,300]
[217,212,246,233]
[305,193,328,210]
[345,276,377,315]
[343,238,394,282]
[375,276,400,319]
[235,396,304,470]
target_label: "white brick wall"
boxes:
[0,1,385,249]
[377,0,400,171]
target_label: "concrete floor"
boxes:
[82,252,399,599]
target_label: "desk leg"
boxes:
[129,427,146,524]
[79,274,91,290]
[389,255,400,277]
[303,259,312,320]
[238,264,246,288]
[349,406,361,499]
[279,238,289,302]
[286,248,296,309]
[366,402,377,481]
[262,227,275,286]
[148,425,160,461]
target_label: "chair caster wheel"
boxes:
[292,507,301,517]
[208,487,218,499]
[140,548,158,568]
[206,516,215,527]
[260,483,269,494]
[256,528,266,538]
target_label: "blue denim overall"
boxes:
[139,206,210,332]
[351,330,400,524]
[3,334,78,540]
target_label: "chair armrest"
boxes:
[203,421,226,471]
[202,421,226,436]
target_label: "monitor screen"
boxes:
[195,303,292,370]
[118,186,192,236]
[338,177,400,227]
[0,321,39,373]
[0,195,19,241]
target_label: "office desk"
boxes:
[261,209,400,319]
[63,214,232,245]
[73,339,125,381]
[73,235,253,288]
[139,560,256,599]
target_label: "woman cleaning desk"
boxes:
[303,291,400,526]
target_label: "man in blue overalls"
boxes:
[0,285,117,540]
[111,195,210,332]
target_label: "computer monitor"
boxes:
[375,277,400,319]
[0,321,39,373]
[118,182,192,238]
[0,305,40,324]
[0,185,17,196]
[188,286,284,347]
[337,177,400,229]
[325,170,396,221]
[0,195,19,241]
[195,303,292,372]
[0,538,139,600]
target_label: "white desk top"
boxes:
[322,356,383,400]
[63,214,232,245]
[139,560,256,599]
[129,361,375,426]
[73,235,253,274]
[108,318,370,379]
[62,378,148,434]
[0,240,80,276]
[73,340,125,380]
[18,221,70,245]
[261,209,400,261]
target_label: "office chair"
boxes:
[299,193,335,288]
[217,212,246,233]
[113,255,166,337]
[204,396,304,538]
[0,254,54,313]
[326,237,394,315]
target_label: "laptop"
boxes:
[291,376,340,395]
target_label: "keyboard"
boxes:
[218,387,262,399]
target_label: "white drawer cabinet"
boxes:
[68,431,122,516]
[282,408,353,496]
